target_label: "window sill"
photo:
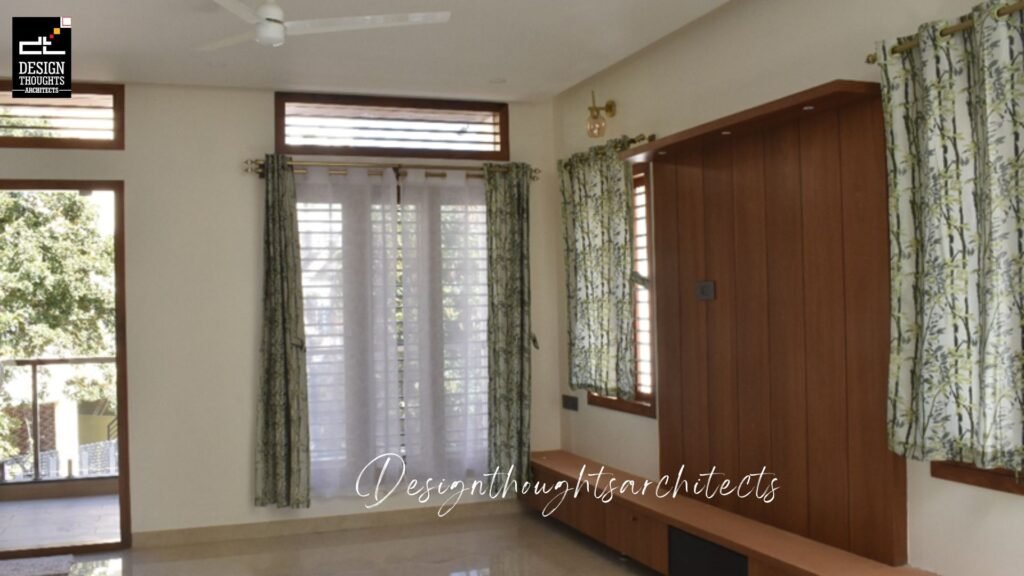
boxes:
[586,392,656,419]
[930,461,1023,496]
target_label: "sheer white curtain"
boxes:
[401,170,489,481]
[296,166,488,499]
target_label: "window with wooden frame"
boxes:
[587,164,656,418]
[275,93,509,161]
[0,82,124,150]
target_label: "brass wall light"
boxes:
[587,90,617,138]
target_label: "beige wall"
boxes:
[0,84,561,532]
[515,100,565,454]
[550,1,1024,574]
[1,2,1020,572]
[906,460,1024,575]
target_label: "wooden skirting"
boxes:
[0,477,118,502]
[132,498,520,548]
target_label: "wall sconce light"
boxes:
[587,90,617,138]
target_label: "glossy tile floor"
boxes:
[71,511,653,575]
[0,495,120,551]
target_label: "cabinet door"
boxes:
[606,502,669,574]
[569,490,607,542]
[521,466,572,525]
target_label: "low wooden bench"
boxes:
[521,451,932,576]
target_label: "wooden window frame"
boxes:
[0,180,131,559]
[931,461,1024,496]
[275,92,510,161]
[0,81,125,150]
[587,163,657,419]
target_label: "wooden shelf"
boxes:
[619,80,880,164]
[526,451,930,576]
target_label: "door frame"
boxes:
[0,180,131,559]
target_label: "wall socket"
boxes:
[562,394,579,411]
[697,280,716,301]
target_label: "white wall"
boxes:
[551,1,1024,575]
[514,100,565,454]
[2,4,1020,571]
[907,461,1024,576]
[0,84,561,533]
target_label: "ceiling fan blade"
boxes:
[212,0,261,24]
[197,30,257,51]
[284,11,451,36]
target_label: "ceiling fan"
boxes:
[199,0,452,51]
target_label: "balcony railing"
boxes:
[0,356,118,483]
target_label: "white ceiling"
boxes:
[0,0,726,101]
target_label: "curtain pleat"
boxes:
[559,136,636,400]
[256,154,311,508]
[878,0,1024,471]
[484,163,533,483]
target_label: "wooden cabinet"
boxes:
[606,501,669,574]
[522,464,665,574]
[525,452,926,576]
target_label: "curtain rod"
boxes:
[865,1,1024,63]
[243,134,654,178]
[243,159,537,180]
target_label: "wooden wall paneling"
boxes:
[799,111,851,550]
[652,155,684,477]
[731,131,773,523]
[703,140,740,513]
[839,97,907,565]
[646,85,904,561]
[677,145,711,480]
[762,123,810,536]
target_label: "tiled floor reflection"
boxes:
[71,511,653,575]
[72,558,122,575]
[0,495,120,551]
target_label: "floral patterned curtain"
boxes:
[877,0,1024,472]
[559,136,636,400]
[484,163,534,483]
[256,154,310,507]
